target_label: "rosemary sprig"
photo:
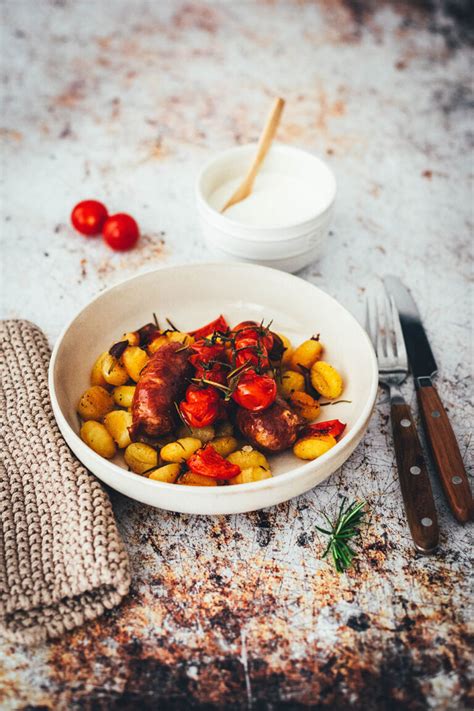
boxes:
[315,497,366,573]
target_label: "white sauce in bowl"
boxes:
[208,171,329,228]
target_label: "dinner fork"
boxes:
[366,284,439,553]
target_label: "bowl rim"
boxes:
[49,263,378,497]
[196,142,337,235]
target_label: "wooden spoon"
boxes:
[221,97,285,213]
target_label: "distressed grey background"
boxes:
[0,1,473,709]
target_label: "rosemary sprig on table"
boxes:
[315,497,367,573]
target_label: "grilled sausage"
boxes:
[130,342,191,441]
[235,396,303,453]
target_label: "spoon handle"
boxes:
[222,97,285,212]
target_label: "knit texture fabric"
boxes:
[0,320,131,645]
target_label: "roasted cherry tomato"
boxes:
[71,200,108,236]
[194,360,228,386]
[190,315,229,339]
[301,419,346,439]
[188,444,240,479]
[180,385,221,428]
[190,340,226,367]
[102,213,139,251]
[234,346,269,371]
[232,371,277,412]
[233,321,274,351]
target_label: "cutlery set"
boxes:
[367,277,473,552]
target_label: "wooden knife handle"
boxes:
[417,384,474,523]
[391,398,439,553]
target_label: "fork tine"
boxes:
[390,295,408,368]
[382,292,396,360]
[365,289,378,347]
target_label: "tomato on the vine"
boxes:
[180,385,221,428]
[232,371,277,412]
[71,200,108,236]
[234,346,269,371]
[102,213,139,251]
[233,321,274,352]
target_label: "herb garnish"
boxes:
[315,497,366,573]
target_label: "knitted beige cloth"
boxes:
[0,320,131,645]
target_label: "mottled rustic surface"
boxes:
[0,1,473,709]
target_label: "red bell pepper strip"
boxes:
[190,315,229,339]
[187,444,241,479]
[301,419,346,439]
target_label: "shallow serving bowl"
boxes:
[49,263,377,515]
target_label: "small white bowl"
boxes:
[196,144,336,273]
[49,264,377,515]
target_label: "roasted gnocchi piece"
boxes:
[278,370,306,400]
[80,421,116,459]
[209,436,239,458]
[148,463,181,483]
[289,391,321,421]
[177,424,216,443]
[160,437,202,463]
[293,434,336,460]
[310,361,343,400]
[229,467,272,484]
[178,471,217,486]
[104,409,133,448]
[124,442,158,474]
[290,337,323,372]
[101,353,129,386]
[113,385,136,409]
[122,346,149,382]
[77,386,114,421]
[227,447,271,472]
[148,331,193,354]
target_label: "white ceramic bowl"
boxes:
[196,144,336,273]
[49,264,377,515]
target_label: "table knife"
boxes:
[384,275,473,523]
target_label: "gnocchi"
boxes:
[310,361,343,400]
[209,436,239,458]
[229,467,272,484]
[161,437,202,463]
[178,471,217,486]
[113,385,136,409]
[290,338,323,372]
[124,442,158,474]
[278,370,305,399]
[101,353,129,386]
[104,409,133,449]
[293,434,336,460]
[289,391,321,421]
[122,346,149,382]
[77,386,114,421]
[148,463,181,483]
[80,421,116,459]
[227,447,270,472]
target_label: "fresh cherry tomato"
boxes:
[301,420,346,439]
[102,213,139,251]
[180,385,221,428]
[232,371,277,412]
[190,315,229,339]
[71,200,108,236]
[188,444,241,479]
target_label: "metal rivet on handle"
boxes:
[431,410,441,418]
[452,476,463,485]
[421,517,433,527]
[410,466,421,475]
[401,419,411,428]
